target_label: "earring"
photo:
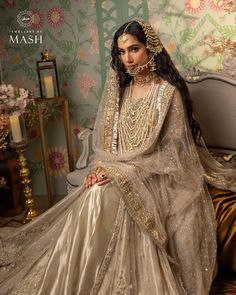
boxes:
[149,56,157,72]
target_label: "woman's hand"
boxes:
[84,167,112,189]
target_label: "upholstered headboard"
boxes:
[185,73,236,154]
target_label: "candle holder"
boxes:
[36,54,60,99]
[9,112,39,223]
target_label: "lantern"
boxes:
[36,51,60,99]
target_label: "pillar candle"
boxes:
[44,75,54,98]
[9,114,22,143]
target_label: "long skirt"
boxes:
[0,183,186,295]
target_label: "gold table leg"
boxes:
[15,144,39,224]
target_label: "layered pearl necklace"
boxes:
[118,79,160,151]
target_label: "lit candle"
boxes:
[44,75,54,98]
[9,114,22,143]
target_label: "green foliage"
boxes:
[57,40,74,54]
[59,0,71,11]
[162,15,171,25]
[59,60,79,80]
[20,62,37,81]
[46,31,74,54]
[18,0,30,10]
[174,51,201,70]
[180,28,196,43]
[22,44,40,56]
[78,9,88,20]
[220,26,236,39]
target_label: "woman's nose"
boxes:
[124,52,133,64]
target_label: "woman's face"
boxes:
[117,33,149,74]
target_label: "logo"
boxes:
[8,10,43,45]
[17,10,33,28]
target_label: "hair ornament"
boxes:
[119,21,135,43]
[122,18,163,54]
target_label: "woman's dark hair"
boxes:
[111,21,201,144]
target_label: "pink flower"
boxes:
[209,0,230,11]
[77,73,97,98]
[47,7,64,28]
[47,146,69,177]
[185,0,205,14]
[4,0,16,8]
[31,9,44,29]
[72,126,81,137]
[77,48,87,60]
[89,24,99,54]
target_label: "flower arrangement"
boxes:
[0,84,36,149]
[0,84,32,113]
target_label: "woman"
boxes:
[0,19,235,295]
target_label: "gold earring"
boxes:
[149,55,157,71]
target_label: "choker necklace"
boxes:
[133,72,156,86]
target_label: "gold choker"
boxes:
[133,73,157,86]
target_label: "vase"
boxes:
[0,146,23,217]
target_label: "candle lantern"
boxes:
[36,55,60,99]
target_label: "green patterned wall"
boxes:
[148,0,236,72]
[0,0,235,196]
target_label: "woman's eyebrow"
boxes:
[118,43,140,50]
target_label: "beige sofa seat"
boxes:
[185,72,236,155]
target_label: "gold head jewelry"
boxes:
[118,21,135,43]
[135,19,163,54]
[121,19,163,54]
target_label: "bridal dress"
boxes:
[1,69,236,295]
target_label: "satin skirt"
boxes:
[0,183,186,295]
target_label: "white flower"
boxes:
[0,83,31,114]
[19,88,29,99]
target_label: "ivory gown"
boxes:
[1,74,235,294]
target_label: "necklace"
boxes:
[133,72,155,86]
[133,72,161,87]
[118,81,160,151]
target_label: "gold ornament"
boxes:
[134,19,163,54]
[118,22,133,44]
[133,72,157,86]
[149,54,157,71]
[120,19,163,54]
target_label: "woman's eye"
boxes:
[118,50,125,56]
[131,47,139,52]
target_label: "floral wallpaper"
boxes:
[0,0,235,197]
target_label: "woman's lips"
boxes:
[126,65,137,69]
